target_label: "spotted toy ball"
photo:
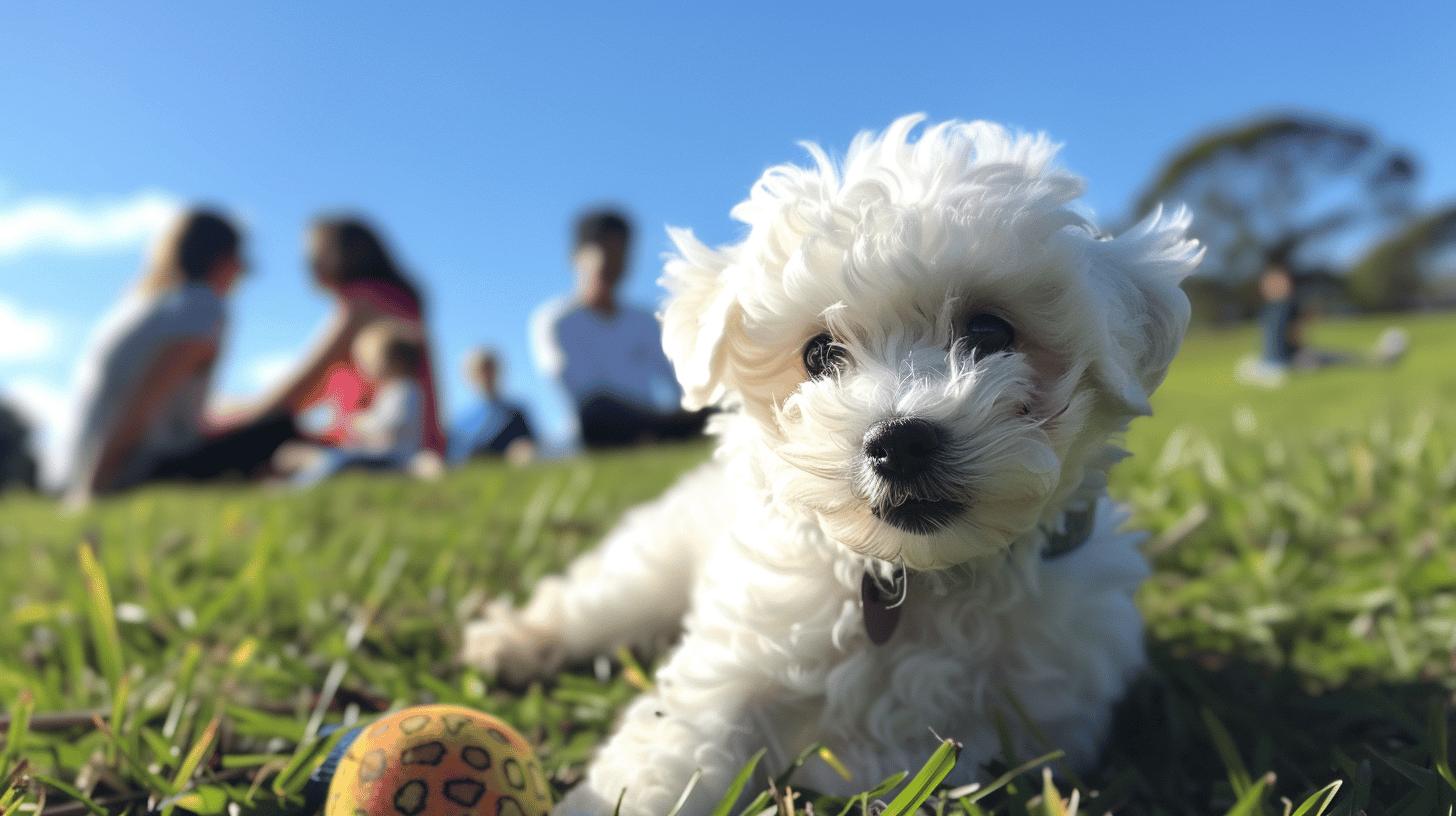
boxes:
[324,704,551,816]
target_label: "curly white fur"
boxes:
[464,115,1200,815]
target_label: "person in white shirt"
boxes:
[530,209,707,448]
[279,320,427,485]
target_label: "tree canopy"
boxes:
[1131,114,1417,287]
[1347,205,1456,311]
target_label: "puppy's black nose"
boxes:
[863,417,944,480]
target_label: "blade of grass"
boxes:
[1427,699,1456,795]
[106,674,129,764]
[1290,780,1343,816]
[1038,768,1069,816]
[160,715,220,816]
[77,543,124,692]
[162,642,203,739]
[0,759,30,816]
[773,742,825,789]
[1223,771,1274,816]
[733,789,772,816]
[272,725,347,797]
[817,746,852,782]
[880,738,960,816]
[614,646,653,693]
[1001,686,1084,791]
[961,750,1065,805]
[1202,707,1253,798]
[709,749,766,816]
[664,768,702,816]
[832,772,915,816]
[1,790,26,816]
[169,784,231,815]
[90,714,176,795]
[0,691,32,779]
[30,775,106,816]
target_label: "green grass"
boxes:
[3,314,1455,814]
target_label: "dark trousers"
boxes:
[577,395,709,449]
[146,414,299,483]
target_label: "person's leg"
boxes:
[291,447,351,487]
[1260,302,1295,366]
[150,414,299,482]
[1292,348,1355,370]
[579,395,708,448]
[300,450,404,486]
[486,412,534,455]
[651,408,710,442]
[577,395,653,448]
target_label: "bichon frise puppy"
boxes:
[465,115,1200,814]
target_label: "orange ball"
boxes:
[325,704,552,816]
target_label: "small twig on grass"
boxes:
[0,711,105,734]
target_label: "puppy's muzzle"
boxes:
[863,417,943,482]
[863,417,964,534]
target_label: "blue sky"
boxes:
[2,1,1453,470]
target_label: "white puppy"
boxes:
[465,115,1200,815]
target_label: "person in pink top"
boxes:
[234,216,445,457]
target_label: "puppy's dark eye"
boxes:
[802,332,846,378]
[959,313,1016,358]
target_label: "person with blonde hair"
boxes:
[62,208,296,501]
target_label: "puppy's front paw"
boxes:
[461,601,565,685]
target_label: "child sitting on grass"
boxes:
[276,321,430,485]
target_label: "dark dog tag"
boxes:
[862,569,904,645]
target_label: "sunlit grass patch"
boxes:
[2,314,1454,814]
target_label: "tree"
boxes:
[0,400,38,493]
[1131,114,1418,311]
[1347,205,1456,311]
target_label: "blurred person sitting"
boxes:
[531,209,706,448]
[1237,251,1409,388]
[229,216,446,456]
[276,321,428,485]
[63,209,297,503]
[448,347,536,464]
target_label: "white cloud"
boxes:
[0,299,59,362]
[0,190,181,259]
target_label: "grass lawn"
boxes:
[2,314,1455,814]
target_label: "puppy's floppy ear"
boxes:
[1087,206,1201,416]
[660,227,741,410]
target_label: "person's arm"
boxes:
[243,302,372,421]
[529,302,566,380]
[84,338,218,496]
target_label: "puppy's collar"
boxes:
[1041,503,1096,560]
[862,504,1096,645]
